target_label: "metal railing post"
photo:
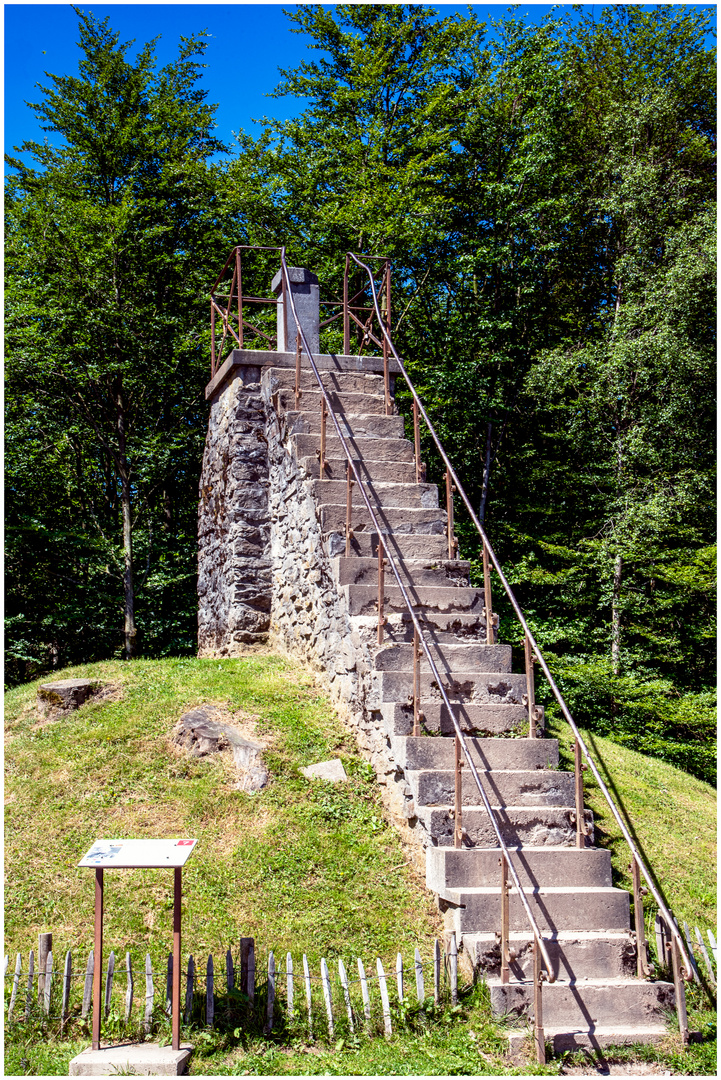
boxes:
[345,461,354,557]
[319,394,328,477]
[632,856,651,977]
[413,627,422,737]
[413,399,422,483]
[445,471,457,559]
[500,853,510,984]
[210,300,216,378]
[482,542,494,644]
[236,247,243,350]
[294,335,302,411]
[383,261,392,415]
[533,938,546,1064]
[377,538,386,645]
[343,255,350,355]
[574,738,586,849]
[454,736,463,848]
[524,632,536,738]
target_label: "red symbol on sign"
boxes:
[176,839,194,846]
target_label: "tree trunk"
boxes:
[116,381,136,659]
[479,422,493,527]
[611,552,622,675]
[121,474,136,659]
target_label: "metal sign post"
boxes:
[78,838,198,1052]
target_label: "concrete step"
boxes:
[326,532,451,561]
[288,413,405,440]
[489,978,674,1029]
[416,804,593,847]
[507,1025,668,1053]
[354,614,491,651]
[276,388,388,414]
[302,456,418,484]
[309,479,439,509]
[334,557,470,589]
[441,885,629,935]
[371,670,525,705]
[321,504,446,535]
[392,736,559,773]
[345,585,482,618]
[374,642,507,671]
[426,845,610,891]
[380,701,535,736]
[464,931,636,981]
[292,432,414,462]
[410,768,575,808]
[266,367,387,396]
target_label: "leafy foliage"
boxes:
[4,5,715,782]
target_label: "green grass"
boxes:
[4,655,717,1075]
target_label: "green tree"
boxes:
[5,9,227,669]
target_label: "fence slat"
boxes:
[448,934,458,1005]
[206,954,214,1027]
[3,955,7,977]
[303,954,313,1035]
[247,941,255,1004]
[8,953,22,1020]
[434,939,440,1004]
[708,930,718,963]
[82,951,94,1019]
[125,953,134,1022]
[104,951,115,1018]
[166,954,173,1015]
[226,949,234,992]
[414,947,424,1004]
[265,952,276,1034]
[694,928,716,988]
[357,958,371,1024]
[286,953,294,1019]
[25,950,35,1018]
[240,937,251,998]
[43,951,53,1015]
[338,958,354,1032]
[144,953,154,1033]
[38,933,52,1003]
[61,951,72,1026]
[184,956,195,1024]
[320,958,334,1037]
[396,952,404,1004]
[376,958,392,1036]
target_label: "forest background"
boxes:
[5,4,716,785]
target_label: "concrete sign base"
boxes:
[68,1041,193,1076]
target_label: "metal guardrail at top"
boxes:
[277,247,556,1064]
[209,246,393,382]
[346,250,697,992]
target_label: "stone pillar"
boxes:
[271,267,320,354]
[197,369,271,654]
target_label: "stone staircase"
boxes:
[199,350,678,1054]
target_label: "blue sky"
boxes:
[5,2,717,163]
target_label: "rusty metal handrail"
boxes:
[279,248,556,985]
[348,250,695,983]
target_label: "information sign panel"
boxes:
[78,838,198,869]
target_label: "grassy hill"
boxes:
[4,655,716,1075]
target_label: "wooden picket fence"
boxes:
[4,933,458,1039]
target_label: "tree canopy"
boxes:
[5,5,715,783]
